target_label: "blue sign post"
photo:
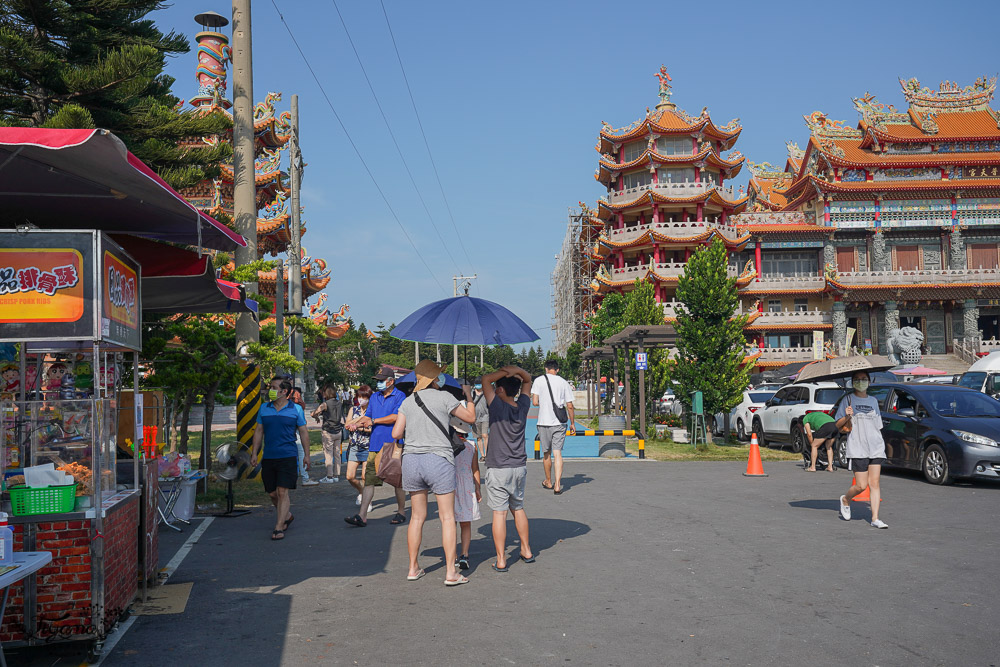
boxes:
[635,352,647,370]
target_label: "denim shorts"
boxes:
[346,442,370,462]
[401,452,456,494]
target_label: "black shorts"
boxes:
[849,457,888,472]
[260,456,298,492]
[812,423,840,440]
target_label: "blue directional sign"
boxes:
[635,352,647,370]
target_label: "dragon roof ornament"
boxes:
[852,92,910,129]
[785,141,805,161]
[803,111,862,138]
[899,76,996,112]
[746,160,789,179]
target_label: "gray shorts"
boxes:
[474,420,489,437]
[537,425,566,454]
[401,452,456,494]
[485,466,526,512]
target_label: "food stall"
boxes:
[0,127,253,661]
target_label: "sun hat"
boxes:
[413,359,447,392]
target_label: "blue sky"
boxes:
[154,0,999,349]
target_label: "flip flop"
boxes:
[343,514,367,527]
[520,554,535,563]
[553,488,564,495]
[390,513,407,525]
[283,514,295,530]
[271,530,285,541]
[491,562,509,572]
[406,569,426,581]
[541,482,554,490]
[444,575,470,586]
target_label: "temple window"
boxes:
[761,251,819,276]
[623,140,646,162]
[767,333,811,348]
[969,244,999,269]
[794,299,809,312]
[656,136,692,155]
[702,171,720,185]
[767,299,782,313]
[657,167,695,183]
[623,170,652,190]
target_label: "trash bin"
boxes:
[598,414,626,458]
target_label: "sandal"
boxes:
[444,575,470,586]
[553,488,564,495]
[390,513,407,525]
[541,481,554,490]
[283,514,294,530]
[520,553,535,563]
[491,562,509,572]
[271,530,285,541]
[343,514,367,527]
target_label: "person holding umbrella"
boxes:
[835,370,888,529]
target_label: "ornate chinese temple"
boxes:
[744,76,1000,359]
[591,66,753,314]
[179,18,331,303]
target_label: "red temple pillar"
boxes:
[697,202,704,222]
[683,210,690,222]
[755,241,762,274]
[653,245,661,264]
[684,248,691,262]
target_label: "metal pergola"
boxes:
[601,326,676,439]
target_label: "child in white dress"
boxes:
[452,425,481,570]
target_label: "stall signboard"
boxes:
[0,231,141,350]
[99,236,141,350]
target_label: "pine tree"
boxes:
[669,239,750,420]
[0,0,231,189]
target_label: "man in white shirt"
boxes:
[530,360,575,495]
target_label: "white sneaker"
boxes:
[368,503,374,513]
[318,476,336,484]
[301,477,319,486]
[839,495,851,521]
[356,493,362,506]
[871,519,889,529]
[332,476,340,483]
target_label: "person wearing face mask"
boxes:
[835,370,889,529]
[250,377,311,540]
[393,360,478,585]
[344,384,373,502]
[344,367,407,527]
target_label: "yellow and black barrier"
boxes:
[533,430,645,459]
[236,360,262,478]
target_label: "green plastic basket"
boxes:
[8,483,78,516]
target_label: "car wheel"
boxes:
[752,419,766,447]
[736,419,747,441]
[835,436,849,470]
[922,443,952,485]
[790,424,805,454]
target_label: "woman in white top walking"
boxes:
[835,370,888,528]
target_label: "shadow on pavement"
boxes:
[557,472,593,491]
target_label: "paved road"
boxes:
[14,460,1000,666]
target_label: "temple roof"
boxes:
[596,146,744,184]
[598,108,742,154]
[597,226,751,251]
[596,187,750,216]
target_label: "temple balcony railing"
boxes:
[606,220,744,245]
[745,309,832,328]
[834,268,1000,286]
[745,273,826,292]
[661,300,683,319]
[608,263,739,282]
[607,181,742,205]
[745,346,817,363]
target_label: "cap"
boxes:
[413,359,447,392]
[373,366,395,381]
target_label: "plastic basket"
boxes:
[8,483,78,516]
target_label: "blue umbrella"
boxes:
[391,295,539,346]
[394,370,466,400]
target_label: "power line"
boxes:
[379,0,478,287]
[329,0,461,276]
[268,0,447,294]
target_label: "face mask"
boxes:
[268,388,279,401]
[376,381,387,392]
[359,398,369,407]
[437,373,448,388]
[474,384,482,391]
[853,380,869,392]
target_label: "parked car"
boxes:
[957,351,1000,398]
[752,382,847,453]
[658,389,676,414]
[752,382,787,392]
[709,390,776,441]
[829,382,1000,484]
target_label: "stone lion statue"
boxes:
[885,326,924,365]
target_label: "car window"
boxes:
[924,389,1000,417]
[814,388,846,406]
[867,386,891,408]
[749,392,774,404]
[889,389,926,418]
[770,388,789,406]
[957,372,986,391]
[791,387,810,405]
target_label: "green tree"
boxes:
[669,239,750,424]
[0,0,231,189]
[564,342,584,382]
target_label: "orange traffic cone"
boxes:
[744,433,768,477]
[849,476,880,501]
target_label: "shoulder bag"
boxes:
[543,375,569,424]
[414,392,467,457]
[840,394,853,434]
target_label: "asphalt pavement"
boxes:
[12,459,1000,666]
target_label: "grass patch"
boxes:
[627,437,801,462]
[184,429,326,510]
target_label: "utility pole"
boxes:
[231,0,258,355]
[453,275,477,378]
[289,94,304,384]
[275,258,284,341]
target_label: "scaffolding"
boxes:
[551,203,602,356]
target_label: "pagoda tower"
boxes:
[179,13,330,305]
[591,66,754,315]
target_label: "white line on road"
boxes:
[93,517,215,666]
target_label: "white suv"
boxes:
[751,382,847,453]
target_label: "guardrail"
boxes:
[532,429,645,459]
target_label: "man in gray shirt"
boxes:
[482,365,534,572]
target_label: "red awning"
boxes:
[0,128,245,251]
[111,235,255,314]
